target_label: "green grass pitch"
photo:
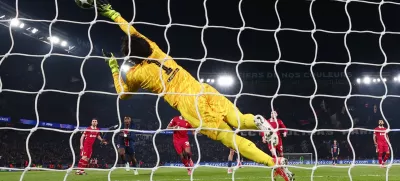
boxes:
[1,165,400,181]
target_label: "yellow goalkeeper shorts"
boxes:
[176,83,237,140]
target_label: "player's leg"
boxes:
[382,145,390,166]
[117,147,129,171]
[377,145,383,165]
[129,151,139,175]
[182,142,193,175]
[215,123,293,181]
[268,144,277,159]
[77,148,91,175]
[227,149,235,174]
[183,142,193,167]
[174,141,189,170]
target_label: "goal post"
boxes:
[283,153,313,165]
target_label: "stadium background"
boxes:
[1,0,400,170]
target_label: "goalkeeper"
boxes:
[90,1,294,180]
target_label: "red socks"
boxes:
[181,158,189,167]
[78,159,88,171]
[378,152,383,164]
[383,153,390,163]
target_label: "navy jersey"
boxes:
[118,123,135,147]
[331,144,340,154]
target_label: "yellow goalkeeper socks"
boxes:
[217,130,275,167]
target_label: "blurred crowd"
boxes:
[1,98,400,169]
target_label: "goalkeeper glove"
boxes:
[96,0,121,21]
[102,49,119,74]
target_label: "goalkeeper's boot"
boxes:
[125,162,130,171]
[254,115,274,140]
[187,168,192,175]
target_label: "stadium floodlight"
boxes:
[356,78,361,84]
[383,78,387,82]
[210,79,214,83]
[121,64,130,72]
[10,18,20,27]
[373,79,377,83]
[217,75,234,87]
[200,78,204,83]
[19,23,24,28]
[206,79,210,83]
[377,78,381,82]
[48,36,60,44]
[31,28,38,34]
[394,77,398,82]
[363,77,371,84]
[60,41,68,47]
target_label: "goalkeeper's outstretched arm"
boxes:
[97,0,153,45]
[102,49,139,100]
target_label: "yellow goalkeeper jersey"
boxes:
[112,16,202,107]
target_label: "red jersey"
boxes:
[168,116,192,141]
[83,126,100,147]
[261,118,287,138]
[374,126,388,146]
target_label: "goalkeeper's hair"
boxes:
[121,35,152,64]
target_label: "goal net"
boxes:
[0,0,398,181]
[284,153,313,164]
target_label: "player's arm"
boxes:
[338,147,340,155]
[97,134,107,145]
[166,118,177,129]
[278,120,288,137]
[97,0,153,44]
[373,131,377,146]
[80,132,85,149]
[102,50,139,100]
[330,146,333,155]
[386,134,390,144]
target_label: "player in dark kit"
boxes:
[167,116,194,175]
[331,140,340,165]
[227,149,243,174]
[373,119,391,168]
[117,116,139,175]
[76,118,107,175]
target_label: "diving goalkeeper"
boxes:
[88,1,294,180]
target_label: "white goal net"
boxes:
[0,0,399,181]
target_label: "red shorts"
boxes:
[268,142,283,156]
[377,144,389,153]
[80,146,93,158]
[173,140,190,154]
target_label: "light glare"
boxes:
[217,75,234,87]
[10,18,20,26]
[61,41,68,47]
[31,28,38,34]
[48,36,60,44]
[356,78,361,84]
[363,77,371,84]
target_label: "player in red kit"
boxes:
[261,111,288,158]
[76,118,107,175]
[373,119,391,168]
[167,116,194,175]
